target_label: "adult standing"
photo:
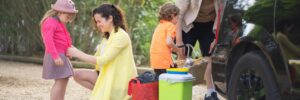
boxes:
[175,0,220,99]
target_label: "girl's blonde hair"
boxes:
[40,9,58,25]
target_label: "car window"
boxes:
[275,0,300,45]
[275,0,300,59]
[218,0,274,46]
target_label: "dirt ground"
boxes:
[0,60,225,100]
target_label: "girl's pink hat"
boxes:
[51,0,78,13]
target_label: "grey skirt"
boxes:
[42,53,74,79]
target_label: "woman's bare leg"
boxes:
[73,69,98,90]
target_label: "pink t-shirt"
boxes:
[41,17,72,59]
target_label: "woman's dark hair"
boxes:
[92,3,128,39]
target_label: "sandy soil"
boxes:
[0,60,90,100]
[0,60,225,100]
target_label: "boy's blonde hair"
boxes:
[159,2,179,21]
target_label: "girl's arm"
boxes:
[41,19,59,59]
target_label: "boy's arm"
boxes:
[167,35,179,52]
[166,23,179,52]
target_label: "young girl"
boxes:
[40,0,77,100]
[67,4,137,100]
[150,3,179,77]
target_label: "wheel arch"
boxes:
[226,41,280,88]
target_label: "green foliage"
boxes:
[0,0,170,65]
[244,0,274,30]
[244,0,300,30]
[277,0,300,21]
[0,0,51,56]
[126,0,168,65]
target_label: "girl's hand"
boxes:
[54,57,64,67]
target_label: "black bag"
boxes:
[136,71,157,83]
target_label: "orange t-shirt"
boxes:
[150,20,176,69]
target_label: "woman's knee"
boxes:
[73,70,85,81]
[73,69,96,81]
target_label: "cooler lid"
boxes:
[159,73,195,84]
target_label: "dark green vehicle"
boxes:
[211,0,300,99]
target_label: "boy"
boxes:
[150,3,179,77]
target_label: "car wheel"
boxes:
[228,51,281,100]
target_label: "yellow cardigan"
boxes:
[90,28,137,100]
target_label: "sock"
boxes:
[206,88,216,97]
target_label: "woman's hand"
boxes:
[67,46,97,64]
[67,46,82,58]
[54,57,64,67]
[209,39,217,54]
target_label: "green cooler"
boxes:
[159,73,195,100]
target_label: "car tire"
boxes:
[228,51,281,100]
